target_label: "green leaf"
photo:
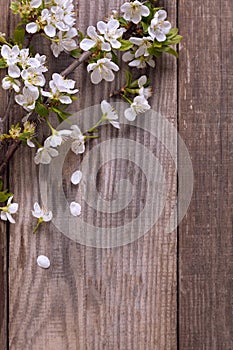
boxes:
[35,102,49,117]
[78,30,84,41]
[51,107,70,123]
[118,39,134,51]
[0,58,7,69]
[13,27,25,45]
[0,190,12,203]
[167,28,179,39]
[70,48,81,59]
[125,70,132,87]
[163,47,179,58]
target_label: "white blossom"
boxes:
[120,1,150,24]
[51,28,77,57]
[71,170,82,185]
[46,129,72,147]
[101,100,120,129]
[138,75,152,99]
[80,26,111,52]
[148,10,172,42]
[1,45,20,78]
[87,58,119,84]
[15,85,39,111]
[2,76,20,92]
[0,196,18,224]
[124,95,151,121]
[123,51,155,69]
[97,19,125,49]
[70,201,81,216]
[42,73,78,103]
[32,202,53,222]
[21,67,46,87]
[70,125,85,154]
[34,139,59,165]
[129,36,153,57]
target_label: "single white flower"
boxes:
[0,196,18,224]
[138,75,152,99]
[32,202,53,222]
[34,139,59,165]
[97,19,125,49]
[129,36,153,57]
[101,100,120,129]
[148,10,172,42]
[30,0,42,8]
[46,129,72,147]
[18,48,30,69]
[70,201,81,216]
[42,73,78,103]
[70,125,85,154]
[124,95,151,121]
[2,76,20,92]
[87,58,119,84]
[120,0,150,24]
[21,67,46,87]
[80,25,111,52]
[128,54,155,69]
[15,85,39,111]
[51,28,78,57]
[1,45,20,78]
[71,170,82,185]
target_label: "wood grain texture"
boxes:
[0,1,11,348]
[5,0,178,349]
[178,0,233,348]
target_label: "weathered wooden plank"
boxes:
[178,0,233,348]
[7,0,178,349]
[0,1,11,348]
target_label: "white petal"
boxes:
[27,139,35,148]
[8,203,18,214]
[157,10,167,21]
[8,65,20,78]
[1,212,7,221]
[59,95,72,104]
[110,121,120,129]
[90,69,102,84]
[103,69,114,82]
[97,21,107,34]
[141,5,150,17]
[31,0,42,8]
[70,202,81,216]
[26,22,38,34]
[6,213,15,224]
[80,38,96,51]
[87,26,98,39]
[138,75,147,87]
[124,107,137,121]
[155,31,166,42]
[44,25,56,38]
[71,170,82,185]
[43,211,53,222]
[37,255,50,269]
[1,45,11,58]
[101,100,111,114]
[71,140,85,154]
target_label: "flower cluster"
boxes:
[0,43,79,114]
[0,0,182,235]
[14,0,78,57]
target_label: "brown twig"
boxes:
[0,141,21,176]
[61,51,91,77]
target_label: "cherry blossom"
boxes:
[120,0,150,24]
[0,196,18,224]
[32,202,53,222]
[97,19,125,49]
[15,85,39,111]
[80,26,111,52]
[87,58,119,84]
[124,95,151,121]
[101,100,120,129]
[148,10,172,42]
[34,139,59,165]
[70,125,85,154]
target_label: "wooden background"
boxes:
[0,0,233,349]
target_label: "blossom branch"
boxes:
[61,51,92,77]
